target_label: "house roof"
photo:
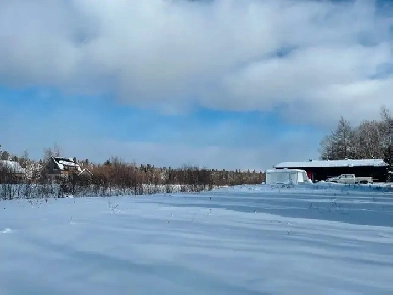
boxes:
[78,168,93,176]
[52,157,82,172]
[275,159,388,169]
[0,160,26,174]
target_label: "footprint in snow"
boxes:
[1,228,12,234]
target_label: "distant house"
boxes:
[0,160,26,179]
[274,159,388,183]
[43,157,93,179]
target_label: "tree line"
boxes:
[0,144,265,199]
[319,106,393,169]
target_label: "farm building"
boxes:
[274,159,389,183]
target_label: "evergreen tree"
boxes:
[1,150,10,161]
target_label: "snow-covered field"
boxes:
[1,184,393,294]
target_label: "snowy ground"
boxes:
[1,184,393,294]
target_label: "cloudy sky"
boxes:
[1,0,393,170]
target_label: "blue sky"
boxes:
[0,86,321,169]
[1,0,393,169]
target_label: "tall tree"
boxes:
[19,150,30,168]
[330,116,355,159]
[319,134,335,160]
[43,142,62,161]
[380,106,393,179]
[352,120,384,159]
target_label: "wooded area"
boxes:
[0,144,265,199]
[319,106,393,175]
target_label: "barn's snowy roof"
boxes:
[266,168,307,173]
[275,159,388,169]
[0,160,26,174]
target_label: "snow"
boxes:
[0,160,26,174]
[53,157,82,172]
[57,160,80,168]
[275,158,387,168]
[1,184,393,294]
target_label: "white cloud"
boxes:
[0,0,392,125]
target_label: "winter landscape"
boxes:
[1,183,393,294]
[3,0,393,294]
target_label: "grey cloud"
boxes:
[0,0,392,124]
[221,43,393,125]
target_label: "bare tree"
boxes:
[380,106,393,179]
[352,120,384,159]
[19,150,29,168]
[328,116,355,159]
[319,107,393,182]
[43,142,62,161]
[380,105,391,122]
[319,134,335,160]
